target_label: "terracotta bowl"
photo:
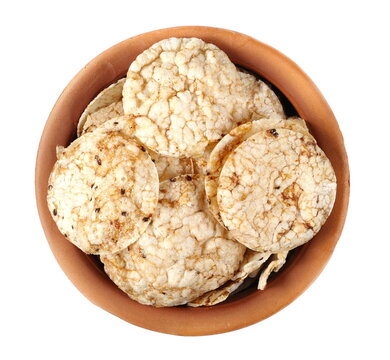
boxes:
[35,26,350,336]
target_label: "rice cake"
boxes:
[205,117,309,226]
[101,175,246,307]
[188,249,290,306]
[188,250,271,307]
[236,70,285,121]
[77,78,125,136]
[217,128,337,252]
[81,101,124,135]
[258,251,289,290]
[78,81,193,182]
[47,118,159,255]
[86,117,194,181]
[122,38,285,157]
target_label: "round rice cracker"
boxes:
[81,101,124,135]
[78,82,193,182]
[83,116,194,181]
[122,38,285,157]
[236,70,285,121]
[217,128,337,253]
[257,251,289,290]
[205,116,309,226]
[188,249,290,306]
[101,175,246,307]
[77,78,125,136]
[188,250,271,307]
[47,119,159,255]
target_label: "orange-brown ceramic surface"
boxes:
[35,26,349,336]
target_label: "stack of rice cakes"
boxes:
[47,37,336,307]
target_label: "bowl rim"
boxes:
[35,26,350,336]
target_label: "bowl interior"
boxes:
[36,26,349,336]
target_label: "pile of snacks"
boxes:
[47,38,336,307]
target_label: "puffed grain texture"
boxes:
[258,251,289,290]
[77,78,125,136]
[84,110,193,181]
[193,142,217,175]
[122,38,284,157]
[236,71,285,121]
[188,250,271,307]
[217,128,337,252]
[101,175,246,307]
[148,149,194,181]
[47,118,159,255]
[205,117,309,226]
[82,101,124,135]
[79,86,193,181]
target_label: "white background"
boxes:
[1,0,389,359]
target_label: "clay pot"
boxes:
[35,26,349,336]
